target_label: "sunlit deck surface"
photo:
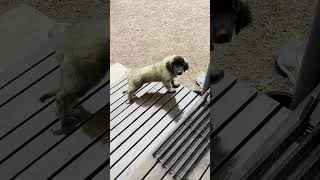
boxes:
[0,4,108,179]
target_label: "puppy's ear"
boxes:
[184,62,189,71]
[166,61,173,73]
[235,0,252,34]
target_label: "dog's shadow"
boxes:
[135,91,183,121]
[80,107,109,144]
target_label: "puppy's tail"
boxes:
[39,89,58,102]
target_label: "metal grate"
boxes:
[153,90,211,180]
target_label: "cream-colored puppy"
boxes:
[126,55,189,101]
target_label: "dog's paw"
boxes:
[50,123,75,135]
[71,106,92,120]
[168,88,176,93]
[172,83,180,88]
[128,95,137,103]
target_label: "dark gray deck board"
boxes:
[212,108,291,180]
[51,134,108,179]
[0,83,109,179]
[241,84,320,180]
[92,164,109,180]
[0,67,60,139]
[14,108,108,179]
[0,76,109,163]
[210,95,280,175]
[0,53,58,107]
[0,4,55,87]
[210,82,257,135]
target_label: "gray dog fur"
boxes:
[40,20,108,134]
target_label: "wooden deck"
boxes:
[109,78,203,180]
[109,72,296,180]
[0,4,108,179]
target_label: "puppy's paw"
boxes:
[172,82,180,88]
[127,95,137,103]
[71,106,92,120]
[51,116,79,135]
[50,123,75,135]
[168,88,176,93]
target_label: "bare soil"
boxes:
[2,0,315,93]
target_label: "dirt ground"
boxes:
[2,0,315,93]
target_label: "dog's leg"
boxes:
[53,91,79,135]
[171,79,180,88]
[51,62,83,135]
[164,80,176,93]
[71,105,92,120]
[127,81,141,102]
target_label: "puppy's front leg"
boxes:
[171,79,180,88]
[163,80,176,93]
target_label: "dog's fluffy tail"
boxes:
[39,89,58,102]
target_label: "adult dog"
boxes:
[126,55,189,101]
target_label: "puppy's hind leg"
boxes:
[127,81,143,102]
[51,61,83,135]
[127,86,139,102]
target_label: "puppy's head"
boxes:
[211,0,252,44]
[166,56,189,76]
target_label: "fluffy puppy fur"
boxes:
[39,20,108,134]
[211,0,252,44]
[126,55,189,101]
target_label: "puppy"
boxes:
[39,20,108,135]
[126,55,189,101]
[211,0,252,44]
